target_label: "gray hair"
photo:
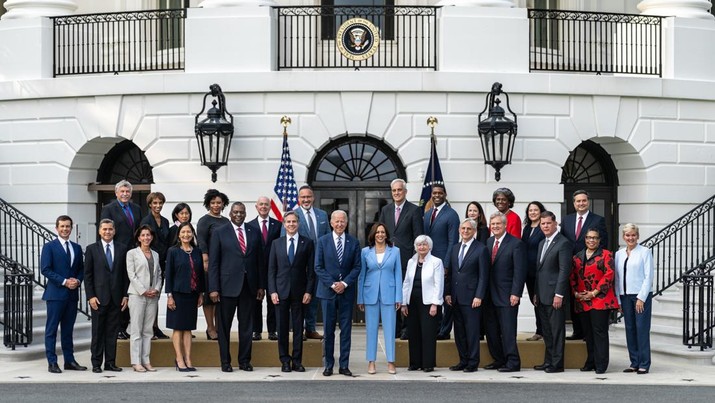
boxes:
[115,180,132,193]
[489,212,507,225]
[99,218,115,228]
[331,210,347,220]
[390,178,407,189]
[413,235,433,250]
[460,218,477,230]
[622,223,639,236]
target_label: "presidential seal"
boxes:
[336,18,380,61]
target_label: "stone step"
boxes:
[610,336,715,366]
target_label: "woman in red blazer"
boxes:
[570,228,619,374]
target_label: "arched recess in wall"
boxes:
[561,139,619,250]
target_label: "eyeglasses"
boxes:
[585,236,600,241]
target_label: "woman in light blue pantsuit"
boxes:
[358,222,402,375]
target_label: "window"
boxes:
[321,0,395,41]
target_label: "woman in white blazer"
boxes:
[126,225,163,372]
[401,235,444,373]
[358,222,402,375]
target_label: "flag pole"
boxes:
[280,115,292,214]
[427,116,438,186]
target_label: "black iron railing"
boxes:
[1,256,33,349]
[0,197,90,320]
[682,257,715,351]
[51,9,186,77]
[276,6,438,70]
[528,9,662,76]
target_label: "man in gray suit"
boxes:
[533,211,573,373]
[378,178,423,339]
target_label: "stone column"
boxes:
[436,0,514,6]
[638,0,714,19]
[199,0,277,7]
[2,0,77,19]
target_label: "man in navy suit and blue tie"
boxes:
[423,183,460,339]
[268,211,315,372]
[41,215,87,373]
[483,212,527,372]
[445,218,490,373]
[315,210,361,376]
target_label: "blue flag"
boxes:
[419,136,445,212]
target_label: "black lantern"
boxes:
[477,82,518,182]
[195,84,234,182]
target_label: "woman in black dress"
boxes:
[521,201,546,341]
[167,202,193,247]
[196,189,229,340]
[165,222,204,372]
[465,201,489,245]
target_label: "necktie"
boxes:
[122,205,134,228]
[540,239,550,263]
[336,236,343,265]
[105,244,113,270]
[576,215,583,240]
[65,241,71,263]
[430,208,437,227]
[288,237,295,264]
[395,206,401,226]
[262,219,268,244]
[458,243,467,267]
[237,227,246,254]
[492,239,500,263]
[306,210,317,240]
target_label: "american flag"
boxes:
[271,134,298,221]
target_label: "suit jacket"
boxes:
[314,232,361,300]
[208,223,265,298]
[560,212,608,254]
[139,214,170,271]
[165,246,204,294]
[378,201,424,271]
[84,241,129,306]
[534,233,573,305]
[248,216,282,277]
[100,199,143,249]
[402,252,444,306]
[445,240,490,305]
[126,247,163,296]
[486,233,527,307]
[423,204,460,261]
[41,238,84,301]
[285,207,330,241]
[267,235,315,300]
[357,245,403,305]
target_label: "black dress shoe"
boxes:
[117,331,129,340]
[463,366,478,373]
[423,367,434,373]
[623,367,637,373]
[323,367,333,376]
[533,363,549,371]
[239,363,253,371]
[281,362,291,372]
[92,367,102,373]
[64,361,87,371]
[595,369,606,374]
[48,363,62,374]
[544,367,564,373]
[565,333,584,340]
[338,367,352,376]
[580,365,595,372]
[449,363,466,371]
[436,333,451,340]
[252,332,262,341]
[153,328,169,339]
[498,367,520,373]
[292,364,305,372]
[104,364,122,372]
[400,332,408,340]
[407,365,420,371]
[268,332,278,341]
[484,362,503,370]
[221,364,233,373]
[637,369,649,375]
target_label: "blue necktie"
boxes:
[288,237,295,264]
[458,243,467,268]
[336,236,343,265]
[65,241,72,263]
[105,244,113,271]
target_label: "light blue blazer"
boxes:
[357,245,403,305]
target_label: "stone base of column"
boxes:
[2,0,78,20]
[638,0,714,20]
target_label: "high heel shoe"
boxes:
[175,360,191,372]
[185,361,197,371]
[387,362,397,374]
[206,330,218,340]
[367,361,376,374]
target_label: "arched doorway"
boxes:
[91,140,154,233]
[561,140,618,250]
[308,135,406,247]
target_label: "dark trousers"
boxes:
[119,307,130,332]
[406,294,438,369]
[253,298,276,334]
[452,303,482,367]
[276,294,305,365]
[621,293,652,370]
[217,282,256,366]
[580,308,611,371]
[525,274,543,335]
[438,303,453,337]
[45,299,78,364]
[483,301,521,369]
[321,292,354,369]
[537,302,565,369]
[90,301,120,368]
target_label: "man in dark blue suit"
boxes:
[483,212,527,372]
[445,218,490,372]
[84,218,129,373]
[268,211,315,372]
[209,202,265,372]
[560,189,608,340]
[423,183,460,339]
[100,179,142,340]
[249,196,282,341]
[41,215,87,373]
[314,210,361,376]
